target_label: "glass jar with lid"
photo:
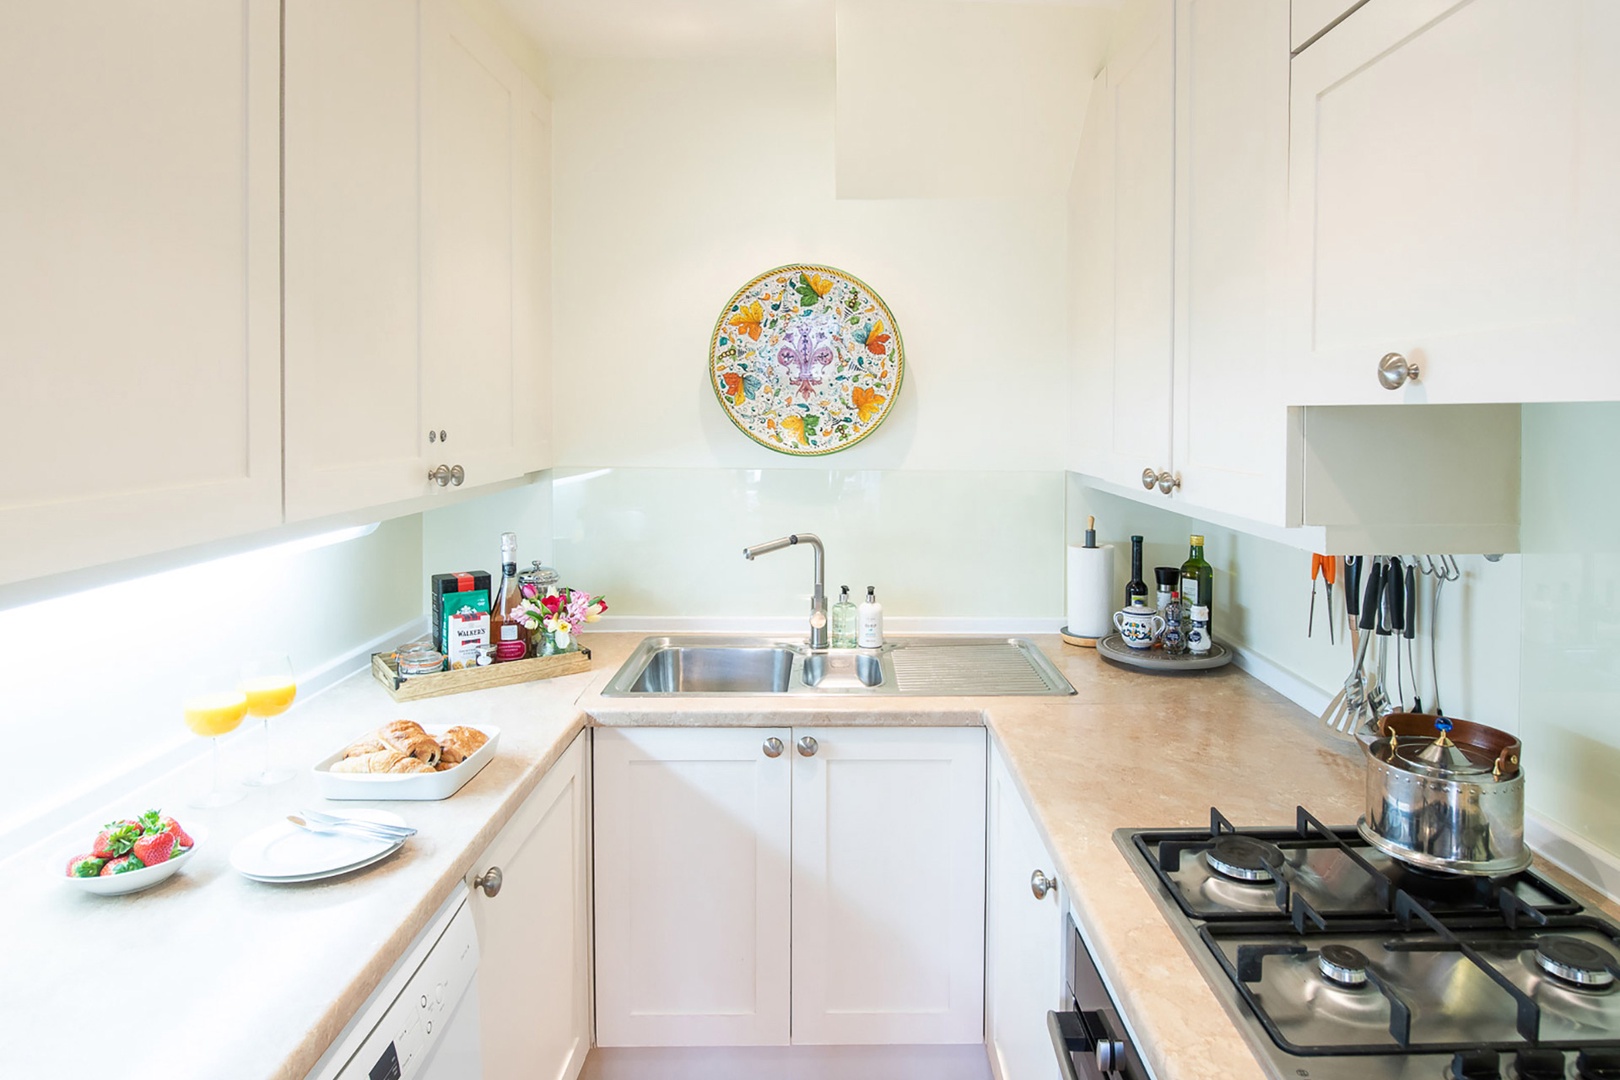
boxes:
[519,561,560,600]
[396,642,446,678]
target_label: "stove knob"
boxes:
[1095,1037,1125,1074]
[1513,1049,1564,1080]
[1576,1049,1620,1080]
[1449,1049,1499,1080]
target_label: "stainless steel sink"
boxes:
[623,645,795,694]
[602,636,1075,697]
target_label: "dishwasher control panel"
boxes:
[336,897,480,1080]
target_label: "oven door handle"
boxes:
[1048,1009,1107,1080]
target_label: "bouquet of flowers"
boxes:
[514,586,607,656]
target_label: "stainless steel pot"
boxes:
[1357,712,1529,876]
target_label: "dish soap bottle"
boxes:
[857,586,884,648]
[831,586,858,648]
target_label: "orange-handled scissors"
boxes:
[1309,553,1337,644]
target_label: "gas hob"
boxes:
[1119,809,1620,1080]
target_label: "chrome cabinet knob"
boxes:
[1096,1037,1125,1074]
[1141,467,1158,491]
[1030,868,1056,900]
[1155,471,1180,495]
[474,866,503,898]
[1377,352,1420,390]
[429,464,466,486]
[796,735,818,757]
[763,737,785,758]
[449,464,465,486]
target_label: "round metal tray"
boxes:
[1097,633,1233,672]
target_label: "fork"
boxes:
[294,810,416,842]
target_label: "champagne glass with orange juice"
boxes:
[240,654,297,786]
[183,676,249,808]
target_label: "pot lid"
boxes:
[1391,717,1496,777]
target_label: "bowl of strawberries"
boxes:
[62,810,204,896]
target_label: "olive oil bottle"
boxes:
[1180,534,1213,654]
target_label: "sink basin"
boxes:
[801,652,883,689]
[602,636,1075,697]
[624,646,795,694]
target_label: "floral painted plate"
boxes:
[709,264,903,456]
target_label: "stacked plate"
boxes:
[230,810,410,884]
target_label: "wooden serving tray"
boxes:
[371,646,593,702]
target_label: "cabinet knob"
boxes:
[796,735,819,757]
[763,737,785,758]
[474,866,503,898]
[1156,471,1181,496]
[1141,467,1158,491]
[1030,868,1056,900]
[449,464,465,486]
[1377,352,1420,390]
[429,464,452,486]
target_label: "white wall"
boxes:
[0,517,423,840]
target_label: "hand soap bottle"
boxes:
[857,586,884,648]
[831,586,858,648]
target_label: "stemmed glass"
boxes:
[183,676,249,808]
[240,654,297,786]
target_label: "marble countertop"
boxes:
[5,632,1612,1080]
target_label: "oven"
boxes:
[1048,913,1150,1080]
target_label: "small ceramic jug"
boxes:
[1113,602,1167,650]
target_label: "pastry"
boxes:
[341,735,386,758]
[378,719,441,767]
[440,726,488,762]
[329,749,435,774]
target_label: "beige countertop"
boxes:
[5,632,1612,1080]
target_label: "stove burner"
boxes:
[1205,836,1283,884]
[1317,944,1370,988]
[1534,936,1618,989]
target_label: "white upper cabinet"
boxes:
[1069,0,1177,493]
[422,0,552,489]
[791,727,986,1046]
[1285,0,1620,406]
[284,0,426,521]
[1171,0,1294,525]
[0,0,281,584]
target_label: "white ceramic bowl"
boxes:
[61,825,207,896]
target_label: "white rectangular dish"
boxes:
[312,723,501,801]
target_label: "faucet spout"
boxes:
[742,533,828,649]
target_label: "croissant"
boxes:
[341,735,386,759]
[379,720,441,767]
[330,749,434,774]
[441,726,488,761]
[437,742,465,766]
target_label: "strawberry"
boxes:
[92,819,143,859]
[66,854,106,878]
[132,829,176,867]
[141,810,192,848]
[100,855,143,876]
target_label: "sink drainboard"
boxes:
[889,642,1064,695]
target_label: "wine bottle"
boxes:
[1180,534,1213,652]
[1126,535,1148,608]
[491,532,527,662]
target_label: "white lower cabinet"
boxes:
[986,741,1064,1080]
[468,730,591,1080]
[592,726,987,1048]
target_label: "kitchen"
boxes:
[2,0,1618,1078]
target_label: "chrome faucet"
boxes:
[743,533,828,649]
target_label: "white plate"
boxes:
[236,843,404,884]
[231,809,407,882]
[312,723,500,801]
[60,825,208,897]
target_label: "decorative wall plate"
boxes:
[709,264,904,456]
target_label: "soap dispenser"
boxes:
[831,586,858,648]
[857,586,884,648]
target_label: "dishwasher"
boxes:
[307,888,483,1080]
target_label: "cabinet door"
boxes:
[1104,0,1176,489]
[469,729,590,1080]
[791,727,987,1045]
[986,742,1064,1080]
[0,0,281,584]
[594,727,793,1047]
[284,0,427,522]
[1169,0,1295,525]
[421,0,551,490]
[1286,0,1620,405]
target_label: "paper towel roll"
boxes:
[1067,543,1115,640]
